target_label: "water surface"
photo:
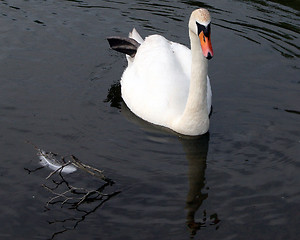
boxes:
[0,0,299,239]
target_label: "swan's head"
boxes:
[189,8,214,60]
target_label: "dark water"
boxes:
[0,0,299,239]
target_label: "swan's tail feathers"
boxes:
[107,36,140,58]
[129,28,144,44]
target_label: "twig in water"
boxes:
[27,142,121,239]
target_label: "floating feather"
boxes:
[37,150,77,174]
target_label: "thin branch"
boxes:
[43,185,75,206]
[70,155,112,183]
[27,142,121,239]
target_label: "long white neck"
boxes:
[172,30,209,135]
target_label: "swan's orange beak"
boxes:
[199,32,213,60]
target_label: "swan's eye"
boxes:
[196,22,205,36]
[196,22,211,39]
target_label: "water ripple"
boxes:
[211,0,300,59]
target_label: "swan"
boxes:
[107,8,213,136]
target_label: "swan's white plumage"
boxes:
[129,28,143,44]
[118,9,213,135]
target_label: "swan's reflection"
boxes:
[106,83,219,236]
[179,135,210,236]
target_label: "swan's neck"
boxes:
[173,30,209,135]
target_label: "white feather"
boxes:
[38,150,77,174]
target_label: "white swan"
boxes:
[108,8,213,136]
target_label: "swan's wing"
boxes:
[121,35,190,125]
[170,41,192,79]
[107,36,140,58]
[129,28,144,44]
[125,28,144,64]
